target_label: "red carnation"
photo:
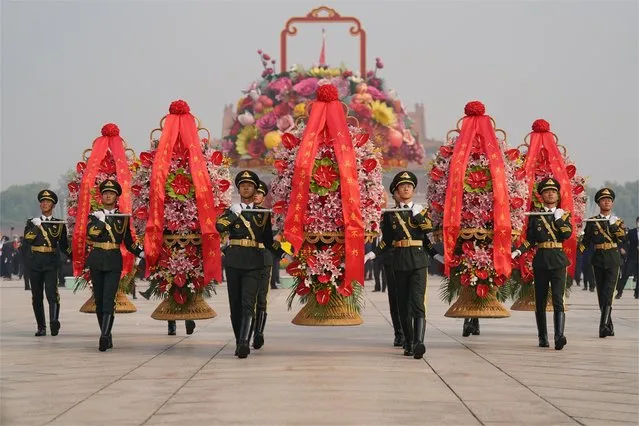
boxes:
[464,101,485,116]
[101,123,120,137]
[532,119,550,133]
[317,84,339,102]
[169,100,190,115]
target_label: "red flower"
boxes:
[532,119,550,133]
[295,282,310,296]
[274,103,291,117]
[572,184,584,195]
[274,160,288,174]
[217,179,230,193]
[510,197,524,209]
[306,255,318,269]
[461,273,471,286]
[171,173,192,195]
[461,210,474,221]
[353,133,370,148]
[272,201,287,214]
[238,97,253,113]
[450,255,462,267]
[67,182,79,193]
[430,167,444,181]
[101,123,120,137]
[99,157,116,174]
[476,269,489,280]
[281,133,299,149]
[173,274,186,288]
[336,284,352,297]
[332,243,344,254]
[169,100,190,115]
[134,206,148,220]
[247,139,266,159]
[317,85,339,102]
[466,170,490,189]
[431,201,443,212]
[229,121,242,137]
[131,184,142,196]
[315,288,331,305]
[494,274,507,287]
[210,151,223,165]
[286,261,305,277]
[439,145,454,158]
[318,274,331,283]
[514,168,526,180]
[462,241,475,254]
[362,158,377,173]
[172,289,187,305]
[476,284,489,298]
[313,165,339,188]
[464,101,486,116]
[140,152,154,168]
[566,165,576,179]
[67,207,77,217]
[480,211,492,222]
[76,162,86,174]
[505,149,520,161]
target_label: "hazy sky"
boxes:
[1,0,638,191]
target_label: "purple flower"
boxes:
[256,112,278,133]
[367,85,386,101]
[268,77,292,95]
[293,78,318,98]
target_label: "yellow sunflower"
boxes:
[371,100,397,127]
[236,125,258,156]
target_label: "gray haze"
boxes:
[1,0,638,190]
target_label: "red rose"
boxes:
[101,123,120,137]
[461,273,471,286]
[281,133,299,149]
[272,201,287,214]
[313,165,339,188]
[462,241,475,254]
[173,274,187,288]
[439,145,454,158]
[171,173,192,195]
[532,119,550,133]
[353,133,370,148]
[464,101,486,116]
[172,289,187,305]
[169,100,190,115]
[217,179,230,193]
[318,274,331,283]
[510,197,524,209]
[466,170,490,189]
[430,167,445,181]
[295,282,310,296]
[494,274,506,286]
[131,184,142,196]
[363,158,377,173]
[274,160,288,174]
[315,288,331,305]
[140,152,154,168]
[505,149,520,161]
[210,151,224,165]
[476,269,489,280]
[476,284,489,298]
[566,165,576,179]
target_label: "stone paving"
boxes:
[1,276,637,425]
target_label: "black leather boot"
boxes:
[49,303,60,336]
[33,301,46,336]
[553,311,567,350]
[462,318,473,337]
[168,320,177,335]
[535,311,549,347]
[99,314,113,352]
[393,328,405,347]
[185,320,196,335]
[236,315,252,358]
[471,318,480,335]
[252,311,267,349]
[607,307,615,336]
[403,316,414,356]
[599,306,612,338]
[34,325,46,337]
[412,317,426,359]
[139,287,152,300]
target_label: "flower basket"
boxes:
[444,286,510,318]
[151,293,216,321]
[79,290,137,314]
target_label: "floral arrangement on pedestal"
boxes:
[131,100,232,317]
[269,84,384,323]
[222,50,424,169]
[65,123,138,311]
[508,119,586,310]
[425,101,528,315]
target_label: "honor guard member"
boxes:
[365,171,441,359]
[24,190,71,336]
[87,179,143,351]
[216,171,283,359]
[251,180,273,350]
[512,177,572,350]
[578,188,626,338]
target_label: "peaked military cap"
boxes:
[392,171,417,189]
[235,170,259,188]
[37,189,58,204]
[99,179,122,196]
[256,180,269,196]
[537,177,560,194]
[595,187,615,203]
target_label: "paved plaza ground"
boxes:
[1,276,637,425]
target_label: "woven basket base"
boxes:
[151,296,217,321]
[511,294,555,312]
[445,287,510,318]
[79,291,137,314]
[292,300,363,326]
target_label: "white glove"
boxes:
[31,218,42,227]
[411,203,424,216]
[93,211,106,222]
[135,257,142,266]
[433,254,445,264]
[230,204,242,216]
[553,208,565,220]
[364,252,376,262]
[609,215,619,225]
[283,254,294,262]
[511,250,521,259]
[139,251,145,259]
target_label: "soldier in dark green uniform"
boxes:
[365,171,440,359]
[86,179,143,351]
[512,177,572,350]
[578,188,626,338]
[23,190,71,336]
[251,180,272,350]
[216,171,283,359]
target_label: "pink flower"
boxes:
[268,77,292,94]
[256,112,277,133]
[293,78,318,97]
[276,114,294,132]
[349,102,372,119]
[367,85,386,101]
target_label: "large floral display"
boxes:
[426,102,528,316]
[222,50,424,169]
[66,123,138,313]
[269,84,384,324]
[131,100,232,318]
